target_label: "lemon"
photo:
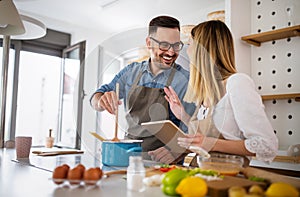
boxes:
[176,176,207,197]
[265,182,299,197]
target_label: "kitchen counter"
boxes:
[250,150,300,177]
[1,148,299,197]
[0,148,164,197]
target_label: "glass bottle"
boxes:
[127,156,145,192]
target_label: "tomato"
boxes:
[160,165,176,172]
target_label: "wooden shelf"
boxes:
[261,93,300,101]
[241,25,300,46]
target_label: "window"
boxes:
[0,29,85,149]
[16,51,61,146]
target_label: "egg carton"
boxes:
[50,178,102,187]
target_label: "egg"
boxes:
[67,167,83,185]
[61,164,70,171]
[52,166,69,185]
[95,167,103,179]
[75,163,85,173]
[83,168,102,185]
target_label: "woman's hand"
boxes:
[178,133,204,148]
[178,133,217,153]
[164,86,190,124]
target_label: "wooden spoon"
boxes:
[89,131,106,141]
[111,83,120,142]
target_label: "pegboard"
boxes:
[250,0,300,150]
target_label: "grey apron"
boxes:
[125,67,176,159]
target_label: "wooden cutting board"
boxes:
[242,167,300,189]
[207,175,266,197]
[145,167,265,197]
[32,150,84,156]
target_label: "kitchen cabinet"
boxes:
[242,25,300,102]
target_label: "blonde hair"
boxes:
[184,20,237,107]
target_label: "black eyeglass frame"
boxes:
[149,37,184,52]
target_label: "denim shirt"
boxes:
[93,60,196,132]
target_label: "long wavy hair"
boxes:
[184,20,237,107]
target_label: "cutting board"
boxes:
[242,167,300,189]
[32,150,84,156]
[207,175,266,197]
[145,167,265,197]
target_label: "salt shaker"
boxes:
[127,156,145,192]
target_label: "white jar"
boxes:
[127,156,145,192]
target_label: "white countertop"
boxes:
[250,150,300,172]
[0,148,165,197]
[1,148,299,197]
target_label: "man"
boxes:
[90,15,195,164]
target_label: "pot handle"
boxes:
[126,147,142,153]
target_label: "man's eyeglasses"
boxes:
[149,37,184,52]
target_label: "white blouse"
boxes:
[197,73,278,162]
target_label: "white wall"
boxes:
[225,0,251,75]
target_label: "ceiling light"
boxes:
[12,15,46,40]
[0,0,25,35]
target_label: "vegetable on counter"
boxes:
[161,169,189,196]
[155,164,177,172]
[176,176,208,197]
[248,176,267,182]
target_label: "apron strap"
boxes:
[132,71,144,88]
[126,71,144,108]
[126,63,177,108]
[165,64,177,87]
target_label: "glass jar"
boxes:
[127,156,145,192]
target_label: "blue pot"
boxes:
[102,140,143,167]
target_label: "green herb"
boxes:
[160,164,170,168]
[248,176,266,182]
[188,168,219,176]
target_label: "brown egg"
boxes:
[75,163,85,173]
[95,167,103,179]
[84,168,101,185]
[61,164,70,171]
[67,167,83,185]
[52,166,68,185]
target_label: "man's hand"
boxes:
[91,92,121,114]
[148,147,176,164]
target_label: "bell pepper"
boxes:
[161,169,189,196]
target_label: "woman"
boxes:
[164,20,278,162]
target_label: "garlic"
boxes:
[143,174,162,187]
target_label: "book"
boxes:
[141,120,187,153]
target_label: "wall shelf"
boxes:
[261,93,300,102]
[241,25,300,46]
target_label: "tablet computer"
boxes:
[141,120,187,153]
